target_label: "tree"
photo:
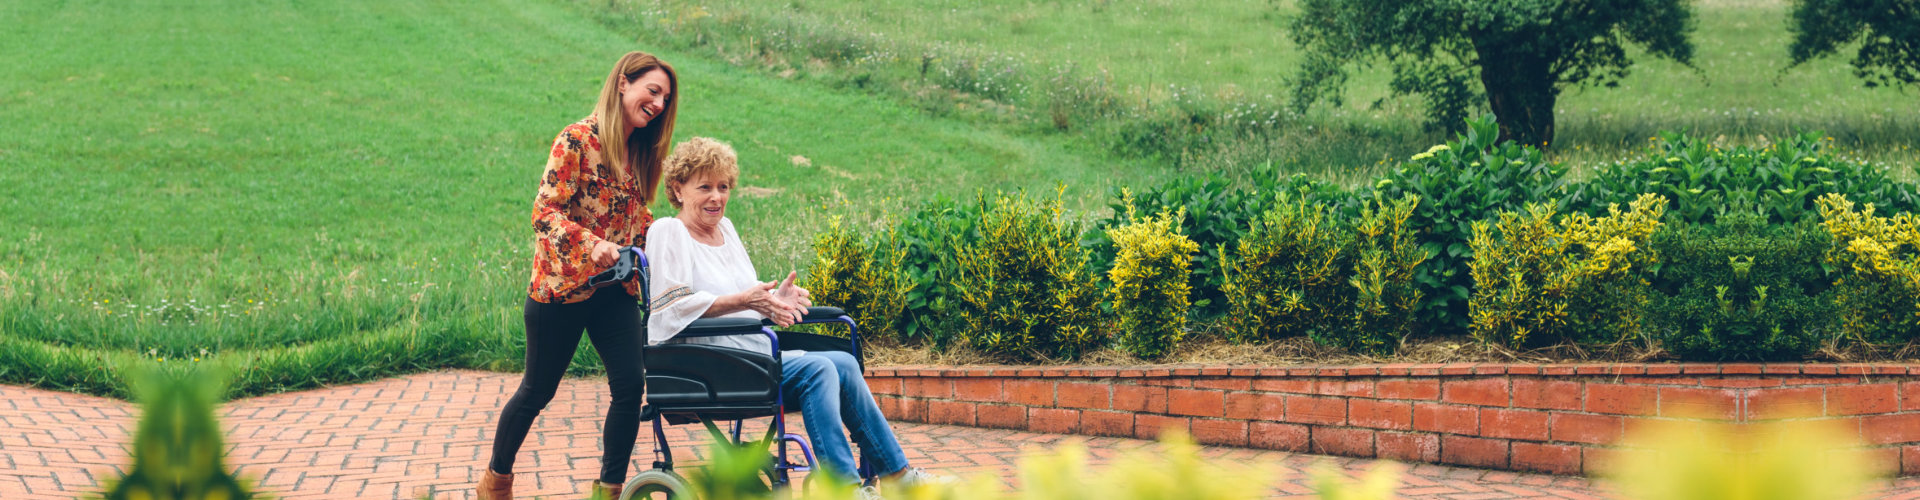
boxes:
[1288,0,1695,148]
[1788,0,1920,89]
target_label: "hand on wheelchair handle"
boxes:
[589,240,623,267]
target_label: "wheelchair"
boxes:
[590,247,874,500]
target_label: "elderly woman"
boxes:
[645,137,948,497]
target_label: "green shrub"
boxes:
[1468,194,1666,349]
[1105,202,1200,360]
[892,195,984,346]
[1366,114,1570,335]
[1090,169,1350,317]
[1815,193,1920,344]
[1219,190,1350,344]
[1565,130,1920,226]
[1645,205,1835,360]
[1342,195,1428,354]
[953,191,1105,360]
[805,216,911,343]
[1218,192,1424,355]
[1221,191,1420,355]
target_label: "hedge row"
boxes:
[810,116,1920,361]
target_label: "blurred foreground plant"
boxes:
[680,429,1404,500]
[1608,417,1880,500]
[99,368,253,500]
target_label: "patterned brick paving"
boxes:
[1,370,1915,499]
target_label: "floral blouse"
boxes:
[527,115,655,304]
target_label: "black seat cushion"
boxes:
[643,343,779,407]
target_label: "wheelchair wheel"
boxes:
[619,469,695,500]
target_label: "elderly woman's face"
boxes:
[673,172,732,229]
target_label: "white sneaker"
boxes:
[895,467,957,490]
[855,485,885,500]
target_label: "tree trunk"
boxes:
[1475,44,1559,148]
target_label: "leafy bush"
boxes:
[1565,130,1920,226]
[1219,192,1423,354]
[1219,191,1350,344]
[1342,195,1428,354]
[1815,193,1920,344]
[1366,114,1570,335]
[805,216,911,343]
[1645,205,1835,360]
[892,195,984,346]
[1091,169,1349,317]
[1105,203,1200,359]
[953,191,1106,360]
[1468,194,1667,349]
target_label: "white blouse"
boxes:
[644,217,800,358]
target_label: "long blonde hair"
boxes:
[592,51,679,205]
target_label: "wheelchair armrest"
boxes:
[803,306,846,322]
[762,306,865,369]
[677,317,768,339]
[759,307,850,327]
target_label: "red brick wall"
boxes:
[863,363,1920,476]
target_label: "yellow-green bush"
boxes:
[1219,193,1424,354]
[1815,193,1920,343]
[1220,191,1350,343]
[806,216,912,343]
[1467,194,1667,349]
[953,191,1105,360]
[1105,199,1200,359]
[1344,195,1427,354]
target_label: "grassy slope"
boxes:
[664,0,1919,156]
[0,0,1143,396]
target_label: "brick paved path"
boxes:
[0,370,1912,499]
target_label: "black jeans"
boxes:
[488,288,645,484]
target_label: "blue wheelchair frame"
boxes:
[599,247,873,497]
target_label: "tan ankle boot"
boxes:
[593,480,623,499]
[477,469,513,500]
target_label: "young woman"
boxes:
[646,137,950,499]
[479,51,678,500]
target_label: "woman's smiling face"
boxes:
[672,172,732,228]
[619,69,672,132]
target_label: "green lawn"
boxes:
[0,0,1148,397]
[625,0,1918,166]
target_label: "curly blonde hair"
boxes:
[662,137,741,209]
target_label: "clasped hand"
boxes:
[748,271,812,327]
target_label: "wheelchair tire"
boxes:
[619,470,695,500]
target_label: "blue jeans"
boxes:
[780,350,909,483]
